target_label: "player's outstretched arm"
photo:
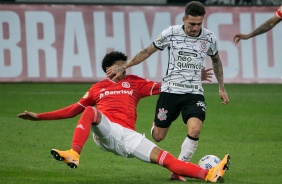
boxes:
[18,111,38,121]
[210,53,229,105]
[107,44,158,81]
[234,15,281,44]
[17,103,85,121]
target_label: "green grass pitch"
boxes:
[0,83,281,184]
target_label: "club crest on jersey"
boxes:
[157,108,168,121]
[122,82,130,88]
[200,40,207,52]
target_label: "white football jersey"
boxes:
[153,25,218,95]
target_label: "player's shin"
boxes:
[178,135,198,162]
[157,150,207,180]
[72,106,98,154]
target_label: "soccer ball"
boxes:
[198,155,221,169]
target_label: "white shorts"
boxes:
[91,114,157,162]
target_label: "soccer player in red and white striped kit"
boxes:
[18,51,230,182]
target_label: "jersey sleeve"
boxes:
[207,33,218,56]
[276,6,282,18]
[153,26,172,50]
[37,103,84,120]
[78,85,98,107]
[133,76,160,97]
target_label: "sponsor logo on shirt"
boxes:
[168,81,199,89]
[99,90,133,99]
[176,61,202,70]
[178,51,197,57]
[176,51,201,70]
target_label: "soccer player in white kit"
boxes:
[18,51,230,183]
[234,5,282,43]
[107,1,229,181]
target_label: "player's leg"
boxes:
[133,138,230,182]
[132,137,206,179]
[177,117,202,162]
[151,146,231,182]
[151,92,181,142]
[51,106,101,168]
[177,94,206,163]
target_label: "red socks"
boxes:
[71,106,98,154]
[157,150,208,180]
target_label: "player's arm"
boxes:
[152,83,161,95]
[234,15,282,44]
[210,53,229,104]
[17,103,85,121]
[124,44,158,69]
[107,44,158,80]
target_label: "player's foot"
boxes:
[205,154,231,183]
[51,148,80,169]
[170,173,186,181]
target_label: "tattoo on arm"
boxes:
[212,54,224,90]
[251,18,274,37]
[127,44,154,67]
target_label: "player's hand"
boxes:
[233,33,250,44]
[219,89,229,105]
[106,65,126,81]
[201,67,213,82]
[17,110,38,121]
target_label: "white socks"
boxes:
[178,136,198,162]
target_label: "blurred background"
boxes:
[1,0,281,5]
[0,0,281,84]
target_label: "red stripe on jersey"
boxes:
[276,6,282,18]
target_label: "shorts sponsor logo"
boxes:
[157,108,168,121]
[196,101,206,111]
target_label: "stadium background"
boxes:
[0,0,281,83]
[1,1,282,184]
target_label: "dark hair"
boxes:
[185,1,206,17]
[101,51,127,73]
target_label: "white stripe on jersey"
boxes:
[154,25,218,95]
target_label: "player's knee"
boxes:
[84,106,99,125]
[151,125,168,142]
[152,133,165,142]
[188,129,201,138]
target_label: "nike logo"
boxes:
[212,174,219,180]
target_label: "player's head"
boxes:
[183,1,205,37]
[102,51,127,72]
